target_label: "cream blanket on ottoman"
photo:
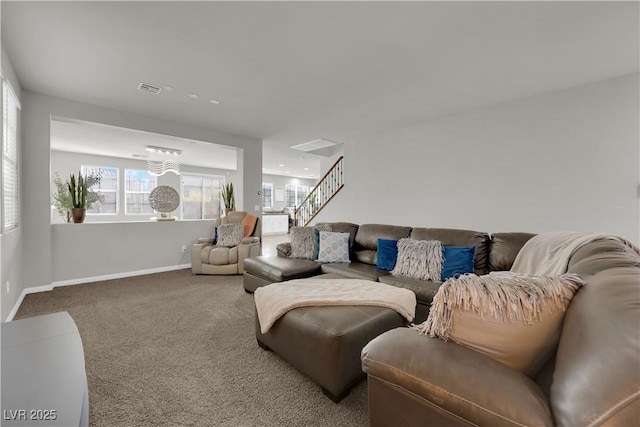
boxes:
[254,278,416,334]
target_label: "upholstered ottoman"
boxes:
[255,304,407,402]
[243,255,321,293]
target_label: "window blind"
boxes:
[3,80,20,232]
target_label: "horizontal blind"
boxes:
[3,80,20,232]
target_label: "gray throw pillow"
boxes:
[392,238,443,281]
[216,223,244,247]
[290,224,332,259]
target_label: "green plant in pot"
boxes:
[52,171,102,223]
[221,182,236,216]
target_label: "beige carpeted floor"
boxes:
[15,269,368,426]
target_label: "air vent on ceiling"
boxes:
[137,82,162,95]
[291,139,338,152]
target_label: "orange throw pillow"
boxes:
[241,214,258,237]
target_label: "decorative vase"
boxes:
[225,207,235,216]
[72,208,86,224]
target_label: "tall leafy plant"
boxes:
[221,182,236,211]
[52,171,103,222]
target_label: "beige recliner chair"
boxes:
[191,211,261,275]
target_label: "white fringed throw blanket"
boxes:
[413,272,585,336]
[254,278,416,334]
[510,231,640,276]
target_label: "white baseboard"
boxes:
[6,264,191,322]
[51,264,191,287]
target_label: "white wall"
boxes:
[316,74,640,244]
[1,46,24,321]
[19,91,262,306]
[50,150,238,223]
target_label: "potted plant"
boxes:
[52,171,102,223]
[221,182,236,216]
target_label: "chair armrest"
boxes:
[197,237,214,244]
[241,236,260,245]
[361,328,553,427]
[276,242,292,258]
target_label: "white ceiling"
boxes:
[3,1,638,179]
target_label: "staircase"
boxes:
[294,156,344,227]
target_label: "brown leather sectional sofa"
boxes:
[244,222,534,322]
[244,223,640,425]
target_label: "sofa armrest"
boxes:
[361,328,553,427]
[241,236,260,245]
[276,242,292,258]
[237,239,261,273]
[191,241,212,274]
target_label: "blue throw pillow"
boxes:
[441,246,476,281]
[377,239,398,271]
[312,228,321,260]
[213,227,218,245]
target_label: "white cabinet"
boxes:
[262,214,289,235]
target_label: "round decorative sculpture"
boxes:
[149,185,180,213]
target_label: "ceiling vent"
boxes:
[137,82,162,95]
[291,139,338,153]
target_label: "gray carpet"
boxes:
[15,269,369,426]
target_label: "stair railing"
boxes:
[294,156,344,227]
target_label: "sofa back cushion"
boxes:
[567,238,640,277]
[488,232,536,272]
[316,222,359,252]
[551,267,640,426]
[352,224,412,265]
[410,228,490,275]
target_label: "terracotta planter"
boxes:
[72,208,87,224]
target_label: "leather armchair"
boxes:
[191,211,261,275]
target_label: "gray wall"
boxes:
[315,74,640,244]
[50,150,238,223]
[1,46,24,321]
[11,90,261,321]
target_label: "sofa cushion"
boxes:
[208,246,238,265]
[441,246,476,281]
[416,273,585,378]
[320,262,390,282]
[244,256,321,283]
[317,231,351,263]
[216,223,244,247]
[352,224,412,265]
[488,232,536,271]
[378,275,441,305]
[567,238,640,277]
[376,239,398,271]
[317,222,359,251]
[410,228,490,275]
[392,238,443,281]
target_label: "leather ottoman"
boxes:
[255,304,406,402]
[243,256,321,293]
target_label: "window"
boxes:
[125,169,156,214]
[81,165,119,214]
[181,173,224,220]
[285,184,309,209]
[2,80,20,232]
[262,183,273,208]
